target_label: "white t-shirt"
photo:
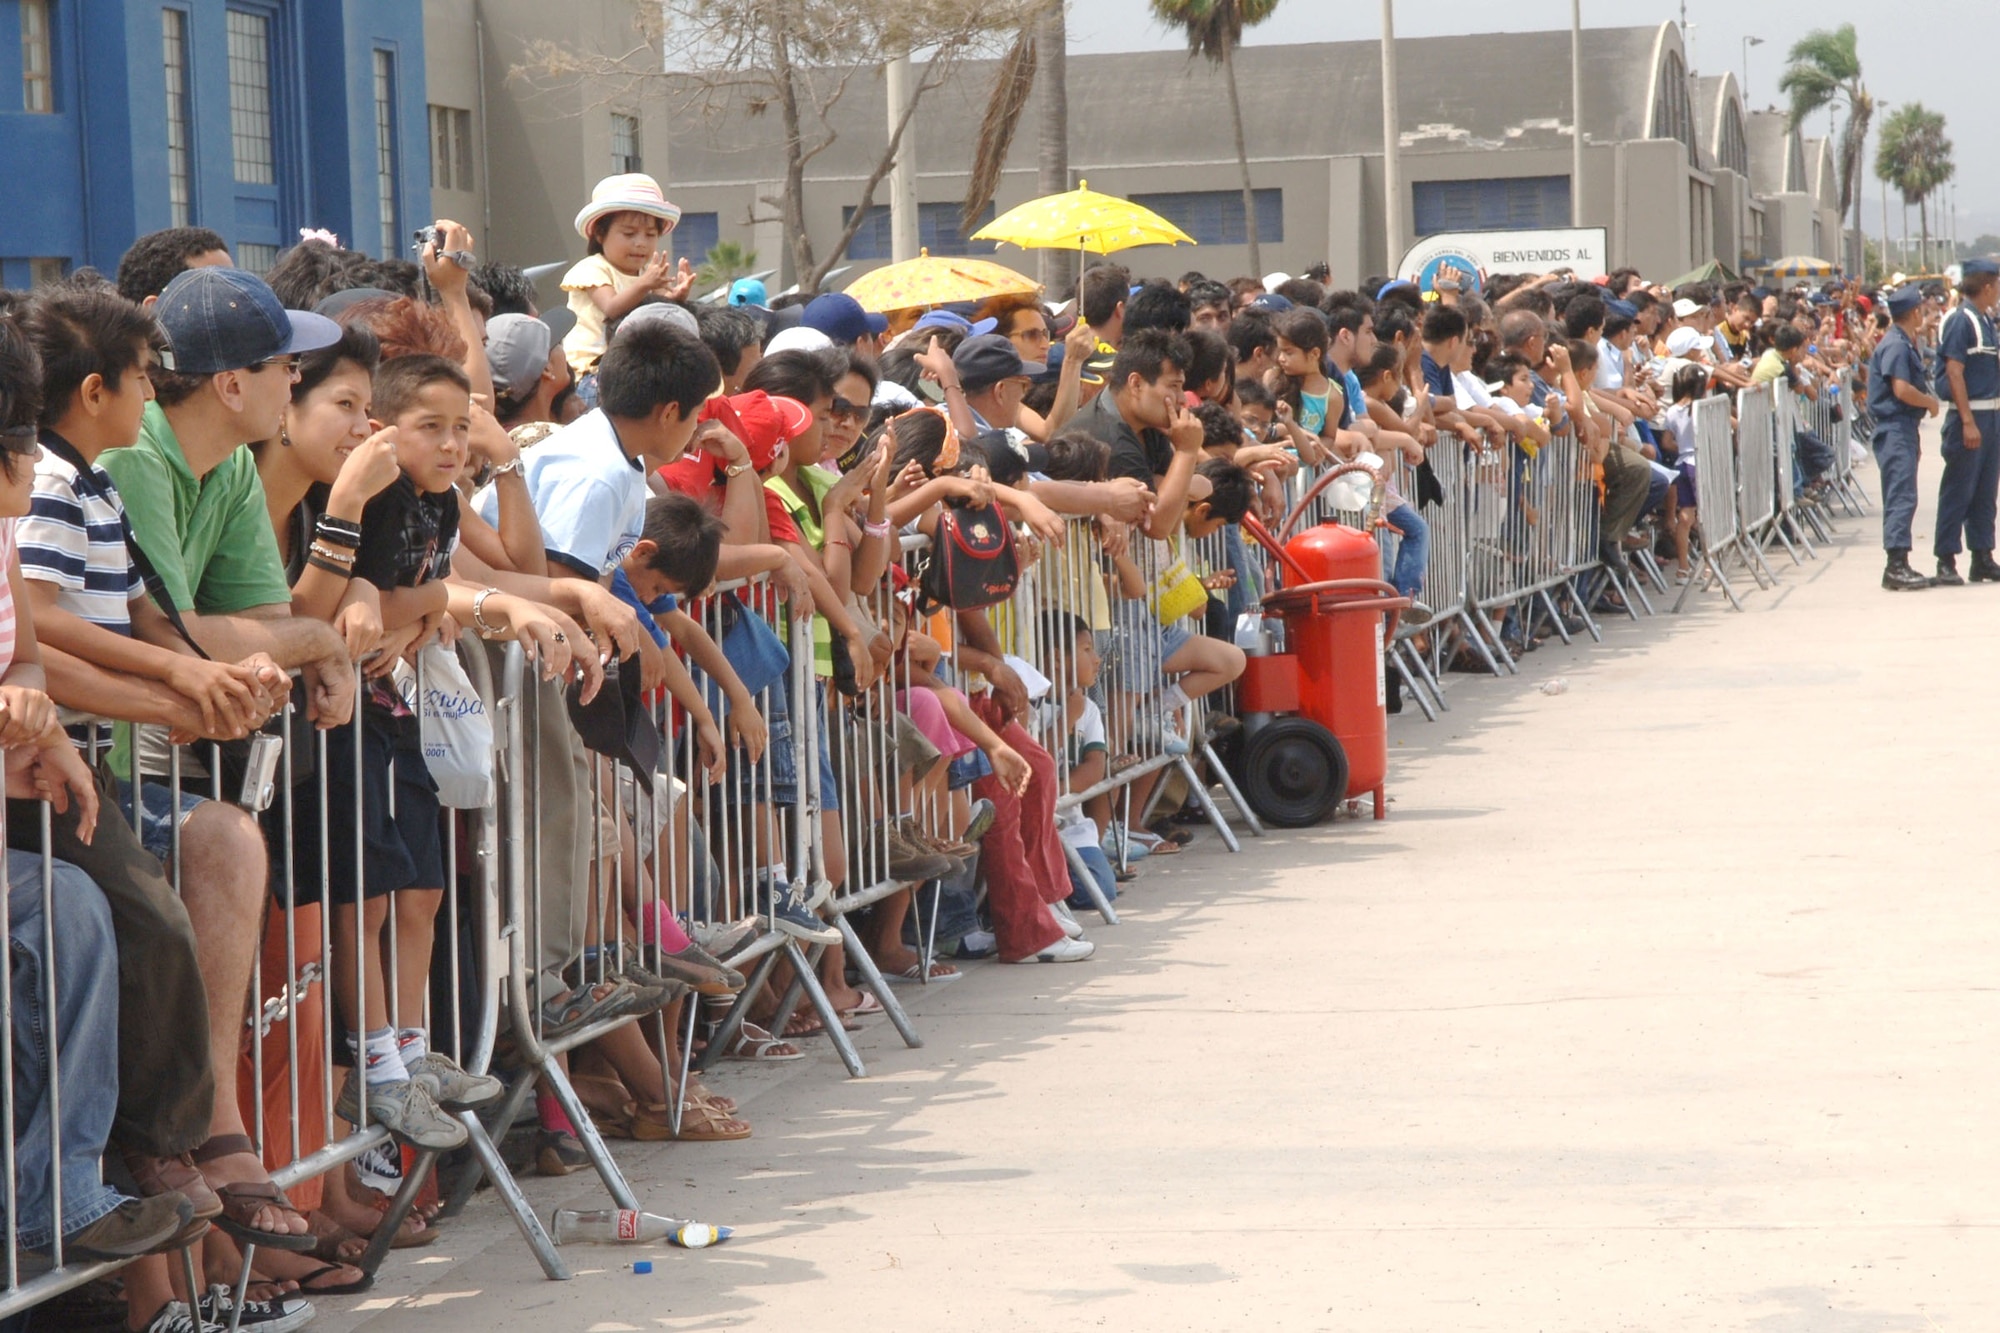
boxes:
[1453,370,1495,411]
[476,409,647,577]
[1662,401,1697,465]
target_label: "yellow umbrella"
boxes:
[840,250,1041,313]
[971,180,1196,257]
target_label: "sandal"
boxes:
[669,1099,753,1142]
[885,959,959,984]
[843,992,885,1019]
[191,1136,317,1252]
[723,1022,804,1062]
[684,1078,735,1113]
[305,1214,368,1266]
[290,1263,373,1297]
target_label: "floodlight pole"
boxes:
[1380,0,1403,273]
[1571,0,1585,227]
[887,54,919,263]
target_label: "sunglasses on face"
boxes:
[829,395,865,423]
[0,424,40,459]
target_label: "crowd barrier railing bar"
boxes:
[1675,393,1749,612]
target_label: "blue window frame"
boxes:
[1129,189,1282,246]
[841,203,997,262]
[223,4,289,262]
[1412,176,1572,237]
[674,211,719,264]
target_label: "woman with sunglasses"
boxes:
[975,294,1097,441]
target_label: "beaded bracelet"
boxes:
[306,553,353,578]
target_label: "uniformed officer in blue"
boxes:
[1867,283,1942,590]
[1932,259,2000,584]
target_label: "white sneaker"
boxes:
[1006,935,1095,964]
[1049,901,1083,940]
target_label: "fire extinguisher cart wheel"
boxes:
[1235,716,1349,828]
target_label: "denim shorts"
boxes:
[738,679,840,813]
[116,779,207,864]
[1111,598,1190,687]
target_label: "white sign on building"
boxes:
[1397,228,1609,294]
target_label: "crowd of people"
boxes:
[0,163,1953,1333]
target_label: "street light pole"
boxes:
[1380,0,1403,273]
[1741,35,1762,106]
[1570,0,1584,227]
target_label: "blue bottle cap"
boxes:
[633,1260,654,1275]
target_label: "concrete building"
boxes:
[420,0,675,278]
[0,0,430,287]
[643,20,1851,292]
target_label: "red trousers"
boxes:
[971,695,1068,960]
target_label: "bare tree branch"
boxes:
[514,0,1044,294]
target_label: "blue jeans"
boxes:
[1384,503,1430,600]
[5,850,125,1251]
[1065,840,1118,910]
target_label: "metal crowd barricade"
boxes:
[1515,429,1606,650]
[1462,442,1521,673]
[0,652,566,1324]
[1733,383,1783,589]
[1765,389,1814,564]
[1674,393,1750,612]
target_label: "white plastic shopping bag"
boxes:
[413,644,495,808]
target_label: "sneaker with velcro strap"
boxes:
[406,1051,505,1111]
[335,1070,468,1151]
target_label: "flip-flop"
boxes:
[723,1022,804,1062]
[291,1263,374,1297]
[884,960,960,984]
[843,991,885,1019]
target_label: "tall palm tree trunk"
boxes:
[1220,35,1261,276]
[1919,196,1930,272]
[1037,4,1072,297]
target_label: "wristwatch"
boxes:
[724,459,753,477]
[490,458,523,478]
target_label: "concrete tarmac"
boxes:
[320,461,1998,1332]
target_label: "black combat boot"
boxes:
[1883,549,1933,591]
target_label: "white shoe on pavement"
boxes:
[1049,901,1083,940]
[1006,935,1095,964]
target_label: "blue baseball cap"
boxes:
[1249,293,1294,314]
[802,292,889,344]
[1885,284,1925,317]
[729,277,768,308]
[1605,298,1639,319]
[911,309,999,338]
[1964,258,2000,278]
[155,266,340,375]
[1375,280,1418,301]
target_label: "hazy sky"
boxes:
[1067,0,1995,241]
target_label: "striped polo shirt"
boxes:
[19,449,143,634]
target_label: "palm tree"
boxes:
[1778,25,1872,268]
[1149,0,1279,274]
[695,240,759,289]
[1875,103,1953,272]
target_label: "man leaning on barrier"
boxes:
[51,269,364,1251]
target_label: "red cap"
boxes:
[715,390,812,471]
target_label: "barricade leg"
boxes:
[765,939,866,1079]
[1402,636,1450,709]
[1175,754,1241,854]
[1466,603,1517,672]
[832,912,921,1050]
[1388,645,1439,721]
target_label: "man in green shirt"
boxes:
[94,266,354,1254]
